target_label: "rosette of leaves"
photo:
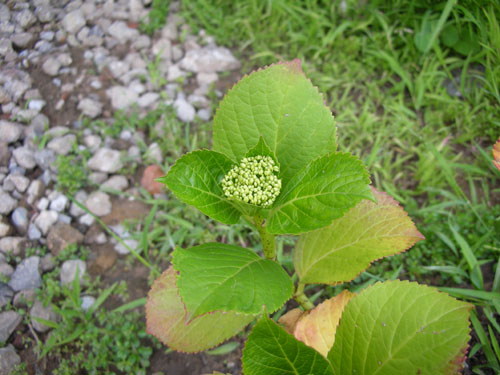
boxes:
[146,61,472,374]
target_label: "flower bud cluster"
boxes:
[222,155,281,207]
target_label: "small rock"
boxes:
[0,191,17,215]
[107,21,139,43]
[42,57,61,76]
[0,312,21,343]
[102,175,128,191]
[0,263,13,278]
[114,237,138,255]
[11,32,34,49]
[0,221,10,237]
[28,99,46,112]
[197,108,212,122]
[69,190,88,217]
[3,174,29,193]
[57,53,73,67]
[79,213,95,226]
[36,197,49,211]
[78,98,102,119]
[0,283,14,308]
[60,259,86,287]
[47,134,76,155]
[174,97,195,123]
[141,165,164,195]
[197,72,218,86]
[0,143,10,167]
[27,224,41,240]
[180,47,240,73]
[81,295,96,311]
[34,149,56,170]
[34,210,58,236]
[11,207,28,234]
[83,135,101,151]
[40,253,55,272]
[0,345,21,374]
[85,191,112,217]
[31,300,59,332]
[62,9,86,34]
[15,9,36,29]
[49,193,69,212]
[87,148,123,173]
[0,121,23,144]
[8,256,41,291]
[90,246,116,273]
[12,147,36,169]
[137,92,159,108]
[106,86,139,110]
[13,289,35,308]
[47,222,84,256]
[0,237,25,256]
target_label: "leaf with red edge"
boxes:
[493,138,500,171]
[145,267,255,353]
[294,188,425,284]
[293,290,354,357]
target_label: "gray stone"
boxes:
[57,53,73,67]
[62,10,86,34]
[27,224,41,240]
[180,47,240,73]
[35,6,54,23]
[34,148,56,170]
[15,9,36,29]
[0,5,10,23]
[3,174,29,193]
[198,108,212,122]
[0,312,21,342]
[107,21,139,43]
[26,180,44,205]
[83,135,101,151]
[0,68,31,102]
[60,259,86,286]
[197,72,218,86]
[88,172,107,184]
[0,237,25,256]
[85,191,111,217]
[31,300,59,332]
[34,210,58,235]
[0,121,23,144]
[87,148,123,173]
[174,97,195,123]
[40,31,54,41]
[28,99,46,112]
[47,222,84,256]
[81,295,96,311]
[167,64,186,82]
[0,222,10,237]
[0,143,10,167]
[0,283,14,308]
[137,92,159,108]
[11,207,28,233]
[69,190,88,217]
[0,263,13,278]
[152,39,172,61]
[12,147,36,169]
[78,98,102,119]
[0,345,21,374]
[146,142,163,164]
[47,134,76,155]
[106,86,139,110]
[79,213,94,226]
[13,289,35,308]
[40,253,55,272]
[0,191,17,215]
[42,57,61,76]
[36,197,49,211]
[8,256,41,291]
[49,193,68,212]
[102,175,128,191]
[11,32,34,48]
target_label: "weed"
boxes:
[139,0,170,36]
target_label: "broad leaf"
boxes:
[158,150,240,224]
[213,60,336,183]
[328,280,472,375]
[493,137,500,171]
[267,152,373,235]
[245,137,277,162]
[243,314,334,375]
[294,290,354,357]
[294,189,424,284]
[173,243,293,320]
[145,267,255,353]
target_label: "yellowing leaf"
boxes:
[294,188,425,284]
[278,308,304,334]
[493,138,500,171]
[145,267,255,353]
[293,290,354,357]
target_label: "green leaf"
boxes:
[328,280,472,375]
[173,243,294,320]
[146,267,255,353]
[213,60,336,184]
[267,152,373,235]
[243,314,334,375]
[245,137,277,162]
[294,189,424,284]
[159,150,240,224]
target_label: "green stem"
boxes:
[254,214,276,260]
[294,282,314,310]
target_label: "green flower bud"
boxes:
[222,155,282,207]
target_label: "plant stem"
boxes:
[254,214,276,260]
[294,282,315,310]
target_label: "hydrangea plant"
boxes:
[146,60,472,374]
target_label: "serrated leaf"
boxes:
[243,314,334,375]
[267,152,373,235]
[328,280,472,375]
[213,60,336,184]
[173,243,294,320]
[245,137,277,163]
[294,188,424,284]
[493,138,500,171]
[294,290,354,357]
[159,150,240,224]
[145,267,255,353]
